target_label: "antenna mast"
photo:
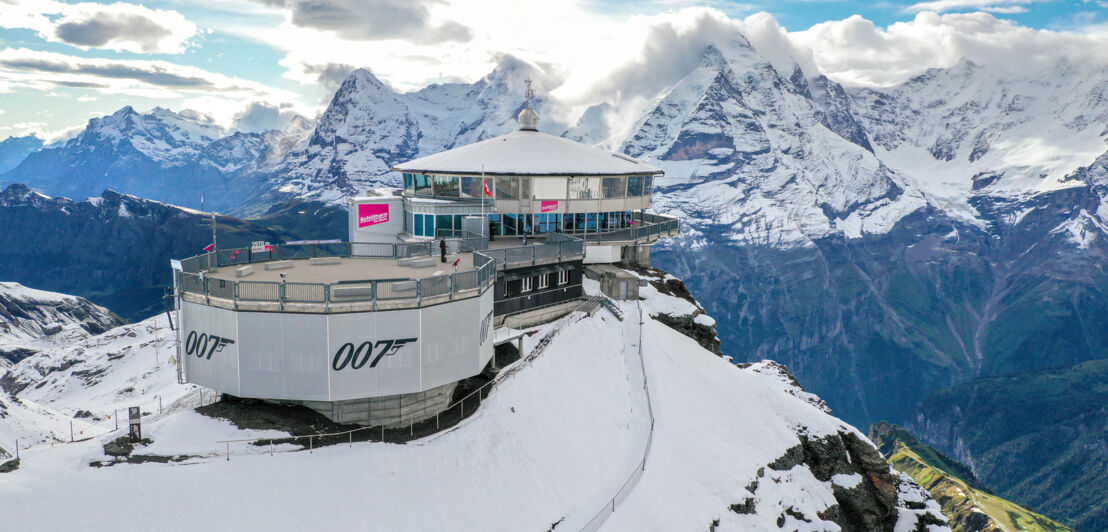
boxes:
[524,78,534,106]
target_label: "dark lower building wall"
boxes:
[494,260,583,316]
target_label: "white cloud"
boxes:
[791,11,1108,87]
[0,48,312,127]
[903,0,1039,14]
[0,0,198,54]
[257,0,472,44]
[230,101,301,132]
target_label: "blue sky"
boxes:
[1,0,1105,140]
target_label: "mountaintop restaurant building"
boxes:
[173,110,679,428]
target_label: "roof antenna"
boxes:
[518,78,539,131]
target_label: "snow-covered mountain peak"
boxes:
[0,282,121,365]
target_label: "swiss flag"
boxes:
[483,177,492,197]
[203,243,214,252]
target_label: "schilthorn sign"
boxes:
[357,203,390,228]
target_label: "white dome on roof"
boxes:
[518,108,539,131]
[393,129,663,176]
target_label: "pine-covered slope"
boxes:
[870,422,1072,532]
[908,360,1108,531]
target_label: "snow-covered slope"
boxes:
[0,282,121,364]
[0,280,947,531]
[0,314,195,454]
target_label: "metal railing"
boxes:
[175,240,495,313]
[480,233,586,270]
[434,228,489,252]
[579,300,654,532]
[563,212,680,244]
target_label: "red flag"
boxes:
[452,258,460,267]
[483,177,492,197]
[231,250,240,258]
[203,243,214,252]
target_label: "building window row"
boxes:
[404,173,654,200]
[505,269,575,298]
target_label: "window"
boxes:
[643,174,654,195]
[538,274,549,289]
[495,177,518,200]
[533,178,566,199]
[505,279,521,298]
[414,174,432,195]
[403,173,415,195]
[602,177,625,198]
[432,175,459,197]
[569,177,600,199]
[627,175,644,196]
[558,270,569,285]
[460,176,484,198]
[521,277,533,292]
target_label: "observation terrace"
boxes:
[175,237,585,314]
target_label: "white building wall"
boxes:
[349,196,405,243]
[180,290,494,402]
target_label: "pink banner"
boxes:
[357,203,390,228]
[540,200,559,213]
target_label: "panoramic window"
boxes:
[602,177,625,198]
[627,175,644,196]
[495,177,518,200]
[414,173,432,195]
[433,175,459,197]
[569,177,600,199]
[403,173,415,195]
[532,178,566,199]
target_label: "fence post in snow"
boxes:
[225,442,229,461]
[70,421,73,442]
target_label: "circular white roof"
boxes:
[393,129,663,176]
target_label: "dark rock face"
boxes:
[766,431,903,532]
[621,263,724,356]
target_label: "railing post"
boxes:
[204,277,211,305]
[372,281,377,312]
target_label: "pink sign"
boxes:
[357,203,390,228]
[540,200,559,213]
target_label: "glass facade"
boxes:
[406,173,654,200]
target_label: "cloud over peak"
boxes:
[1,0,198,54]
[259,0,473,44]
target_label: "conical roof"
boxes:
[393,129,662,176]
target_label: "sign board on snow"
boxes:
[128,406,142,442]
[357,203,390,228]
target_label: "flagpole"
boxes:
[481,165,487,242]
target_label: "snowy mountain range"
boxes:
[0,274,950,532]
[1,26,1107,529]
